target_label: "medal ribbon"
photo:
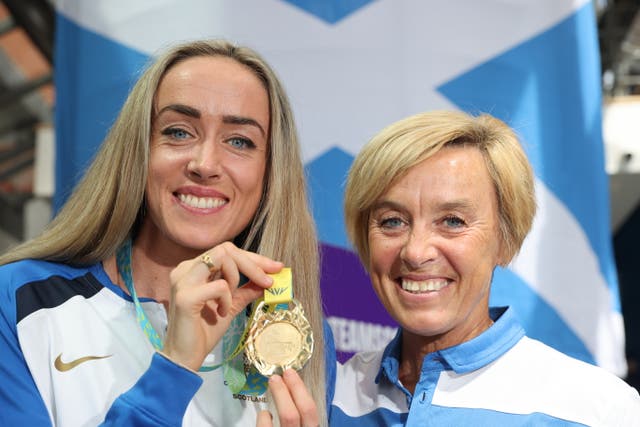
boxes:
[263,268,293,305]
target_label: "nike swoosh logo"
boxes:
[54,353,112,372]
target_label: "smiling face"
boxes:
[141,55,269,256]
[367,145,503,349]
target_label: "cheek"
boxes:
[145,154,178,205]
[241,170,265,205]
[229,157,266,195]
[448,238,497,285]
[368,237,399,273]
[250,168,265,192]
[147,152,173,185]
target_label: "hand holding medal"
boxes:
[160,243,283,372]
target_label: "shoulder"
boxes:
[1,259,94,286]
[515,337,640,423]
[1,259,100,299]
[1,259,105,324]
[438,335,640,425]
[510,337,634,391]
[1,259,76,298]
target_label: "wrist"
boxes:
[157,350,199,374]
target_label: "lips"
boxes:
[177,193,227,209]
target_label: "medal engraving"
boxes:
[254,322,302,365]
[245,299,313,376]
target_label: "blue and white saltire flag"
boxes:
[54,0,626,376]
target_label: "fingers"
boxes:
[200,242,283,290]
[171,242,282,291]
[269,370,319,427]
[256,410,273,427]
[170,241,284,318]
[282,369,319,427]
[200,280,264,319]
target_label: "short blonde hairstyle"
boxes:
[1,39,327,425]
[344,110,536,268]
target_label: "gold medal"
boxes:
[244,269,314,376]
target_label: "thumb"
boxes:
[230,282,266,316]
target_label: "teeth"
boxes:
[402,279,448,293]
[178,194,226,209]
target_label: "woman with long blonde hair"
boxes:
[0,39,330,426]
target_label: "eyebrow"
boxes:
[155,103,266,137]
[222,115,266,137]
[371,200,402,211]
[371,198,475,213]
[438,200,475,211]
[156,104,200,118]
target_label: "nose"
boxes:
[187,141,221,180]
[400,228,438,269]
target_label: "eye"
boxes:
[227,137,256,150]
[380,216,405,230]
[161,127,191,140]
[443,215,465,228]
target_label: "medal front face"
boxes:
[254,321,302,365]
[245,299,314,376]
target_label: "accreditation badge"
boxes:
[244,268,314,376]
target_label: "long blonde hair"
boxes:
[345,110,536,269]
[0,39,327,424]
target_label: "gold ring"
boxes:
[201,253,218,273]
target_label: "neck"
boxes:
[126,240,174,307]
[398,315,494,394]
[107,232,201,309]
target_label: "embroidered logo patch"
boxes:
[54,353,112,372]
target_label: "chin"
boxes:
[168,233,226,252]
[400,315,450,337]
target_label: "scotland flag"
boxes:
[54,0,626,376]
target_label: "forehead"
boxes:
[156,56,268,107]
[162,55,261,85]
[154,55,270,130]
[385,145,496,207]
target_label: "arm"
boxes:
[0,277,200,427]
[0,293,52,426]
[101,353,202,426]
